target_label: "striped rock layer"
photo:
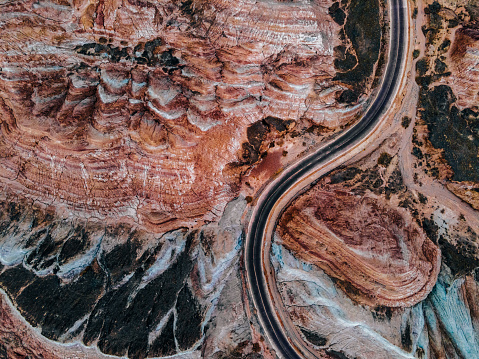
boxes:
[0,0,365,232]
[277,189,441,308]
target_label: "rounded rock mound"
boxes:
[277,189,441,307]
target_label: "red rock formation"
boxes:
[0,0,365,232]
[277,189,441,307]
[449,27,479,109]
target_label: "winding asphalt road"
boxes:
[245,0,407,357]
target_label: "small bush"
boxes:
[401,116,411,128]
[378,152,392,167]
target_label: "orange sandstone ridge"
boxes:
[0,0,364,232]
[277,189,441,308]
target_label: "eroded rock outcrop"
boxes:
[277,189,441,308]
[0,190,255,358]
[449,27,479,109]
[271,243,479,359]
[0,0,374,234]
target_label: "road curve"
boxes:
[245,0,408,358]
